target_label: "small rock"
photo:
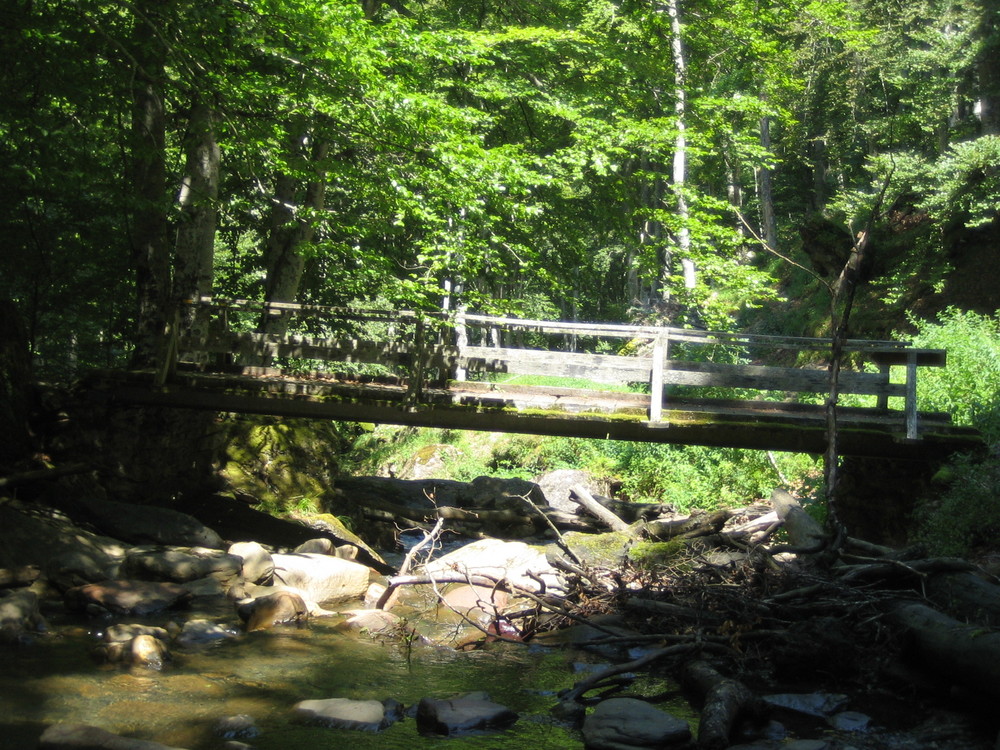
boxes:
[38,722,187,749]
[336,608,406,636]
[130,634,169,669]
[827,711,871,732]
[238,590,308,632]
[763,692,849,718]
[103,624,170,643]
[582,697,691,749]
[0,589,47,643]
[416,693,518,735]
[214,714,259,739]
[176,619,239,646]
[293,697,399,731]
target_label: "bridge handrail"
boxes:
[188,296,914,352]
[169,297,945,441]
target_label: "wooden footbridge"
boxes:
[89,298,981,460]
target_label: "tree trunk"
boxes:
[174,100,220,342]
[257,130,328,345]
[758,116,778,252]
[664,0,694,298]
[129,6,171,368]
[0,300,32,469]
[976,0,1000,135]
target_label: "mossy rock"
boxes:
[217,417,344,513]
[627,539,686,569]
[560,530,635,568]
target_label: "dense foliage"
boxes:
[2,0,998,549]
[2,0,997,371]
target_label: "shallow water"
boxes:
[0,602,693,750]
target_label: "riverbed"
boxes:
[0,599,692,750]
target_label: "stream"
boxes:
[1,589,692,750]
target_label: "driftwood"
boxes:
[643,509,733,541]
[683,660,764,749]
[570,485,630,532]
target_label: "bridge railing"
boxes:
[167,297,946,440]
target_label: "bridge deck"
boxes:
[92,366,982,460]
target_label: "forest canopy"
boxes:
[1,0,997,372]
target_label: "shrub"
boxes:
[908,308,1000,444]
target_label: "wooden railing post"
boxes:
[649,332,667,422]
[453,308,468,382]
[905,350,919,440]
[407,316,426,405]
[876,362,890,410]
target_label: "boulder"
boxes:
[582,697,691,749]
[227,541,274,585]
[293,697,402,731]
[64,580,192,616]
[54,497,224,549]
[173,493,391,573]
[238,590,309,632]
[0,501,127,588]
[120,547,243,589]
[535,469,602,513]
[0,589,47,643]
[271,552,371,605]
[416,693,517,735]
[38,723,187,750]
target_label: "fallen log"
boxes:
[889,600,1000,701]
[683,659,765,749]
[643,509,733,541]
[570,485,630,533]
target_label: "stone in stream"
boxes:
[582,697,691,749]
[213,714,259,740]
[119,547,243,589]
[0,588,47,643]
[63,580,193,616]
[270,552,371,605]
[175,618,239,646]
[227,541,274,585]
[237,590,309,631]
[38,722,188,749]
[415,692,518,735]
[293,697,403,731]
[94,631,171,670]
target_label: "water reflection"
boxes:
[2,611,617,749]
